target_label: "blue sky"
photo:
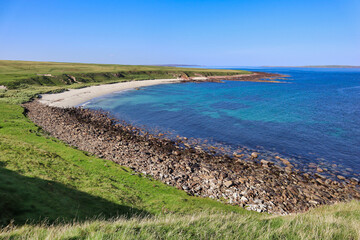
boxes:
[0,0,359,66]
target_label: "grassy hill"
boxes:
[0,60,359,239]
[0,60,248,89]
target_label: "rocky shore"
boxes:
[184,72,288,83]
[24,101,360,215]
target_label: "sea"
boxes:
[83,67,360,178]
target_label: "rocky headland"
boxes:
[185,72,288,83]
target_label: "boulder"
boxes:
[337,175,346,180]
[223,181,233,188]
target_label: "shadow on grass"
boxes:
[0,162,149,227]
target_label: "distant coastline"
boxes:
[262,65,360,68]
[154,64,203,67]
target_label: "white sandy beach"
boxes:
[39,78,189,108]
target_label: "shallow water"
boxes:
[84,67,360,178]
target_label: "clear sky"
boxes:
[0,0,359,66]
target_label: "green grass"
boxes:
[0,60,359,239]
[0,103,253,226]
[1,201,359,239]
[0,60,249,89]
[0,61,252,225]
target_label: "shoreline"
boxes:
[39,78,184,108]
[26,71,360,214]
[39,72,286,108]
[23,100,360,215]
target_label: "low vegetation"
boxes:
[0,60,359,239]
[1,201,359,239]
[0,60,249,89]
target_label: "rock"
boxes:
[182,185,189,190]
[240,196,248,202]
[280,158,291,166]
[308,163,317,168]
[67,75,77,83]
[260,160,269,166]
[350,178,359,184]
[172,151,180,156]
[192,176,200,182]
[285,166,292,173]
[337,175,346,180]
[233,152,243,158]
[324,179,332,185]
[315,173,325,179]
[238,177,247,184]
[316,178,324,185]
[224,181,233,188]
[246,204,265,212]
[251,152,259,158]
[309,200,318,205]
[316,167,323,172]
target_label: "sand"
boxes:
[39,72,284,108]
[39,78,184,108]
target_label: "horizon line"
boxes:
[1,59,360,68]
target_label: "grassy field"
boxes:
[0,60,249,89]
[0,60,359,239]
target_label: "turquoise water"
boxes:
[84,68,360,177]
